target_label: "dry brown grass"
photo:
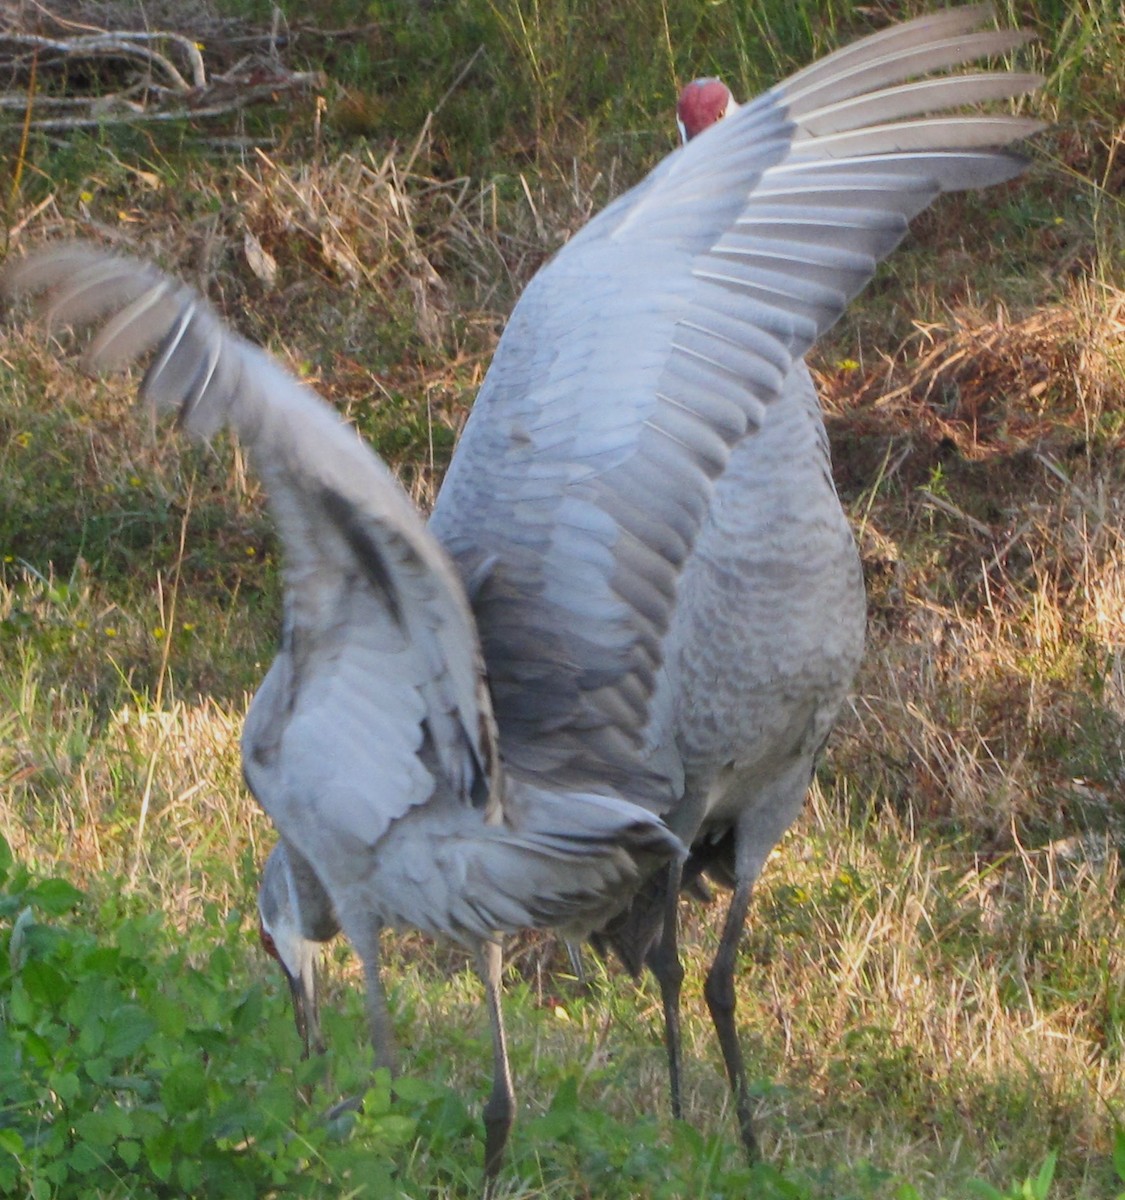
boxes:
[820,285,1125,459]
[803,282,1125,844]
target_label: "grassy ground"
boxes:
[2,0,1124,1196]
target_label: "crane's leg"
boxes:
[645,857,686,1120]
[321,919,394,1122]
[353,920,396,1074]
[476,938,514,1193]
[704,876,758,1160]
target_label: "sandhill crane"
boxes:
[2,249,683,1186]
[4,1,1042,1178]
[427,2,1042,1158]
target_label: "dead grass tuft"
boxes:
[820,284,1125,462]
[820,283,1125,837]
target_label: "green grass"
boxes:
[2,0,1125,1195]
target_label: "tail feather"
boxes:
[476,788,683,939]
[376,787,684,944]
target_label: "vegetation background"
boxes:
[1,0,1122,1196]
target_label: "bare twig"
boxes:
[2,32,202,91]
[0,22,321,131]
[16,73,322,130]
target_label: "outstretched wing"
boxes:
[430,3,1041,809]
[3,247,499,851]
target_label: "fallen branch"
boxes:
[0,23,322,131]
[1,31,206,91]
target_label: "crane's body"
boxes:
[669,362,865,847]
[611,362,866,1149]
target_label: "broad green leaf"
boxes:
[362,1069,394,1118]
[15,1027,53,1068]
[67,1141,103,1174]
[0,1128,24,1156]
[144,1128,175,1182]
[83,1056,111,1085]
[392,1075,446,1104]
[74,1109,120,1148]
[21,959,69,1008]
[29,878,85,916]
[175,1155,203,1191]
[76,1015,106,1057]
[161,1059,208,1115]
[371,1112,418,1146]
[103,1005,157,1060]
[50,1068,82,1104]
[230,986,264,1037]
[150,992,188,1040]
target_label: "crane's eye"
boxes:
[259,920,280,960]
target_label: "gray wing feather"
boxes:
[779,5,1023,101]
[796,74,1044,136]
[430,4,1041,808]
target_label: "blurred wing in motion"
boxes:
[4,245,498,856]
[2,247,682,942]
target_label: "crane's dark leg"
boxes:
[476,938,514,1194]
[703,877,758,1159]
[645,857,686,1120]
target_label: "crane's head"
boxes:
[258,842,336,1059]
[676,77,738,143]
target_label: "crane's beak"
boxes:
[280,941,325,1059]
